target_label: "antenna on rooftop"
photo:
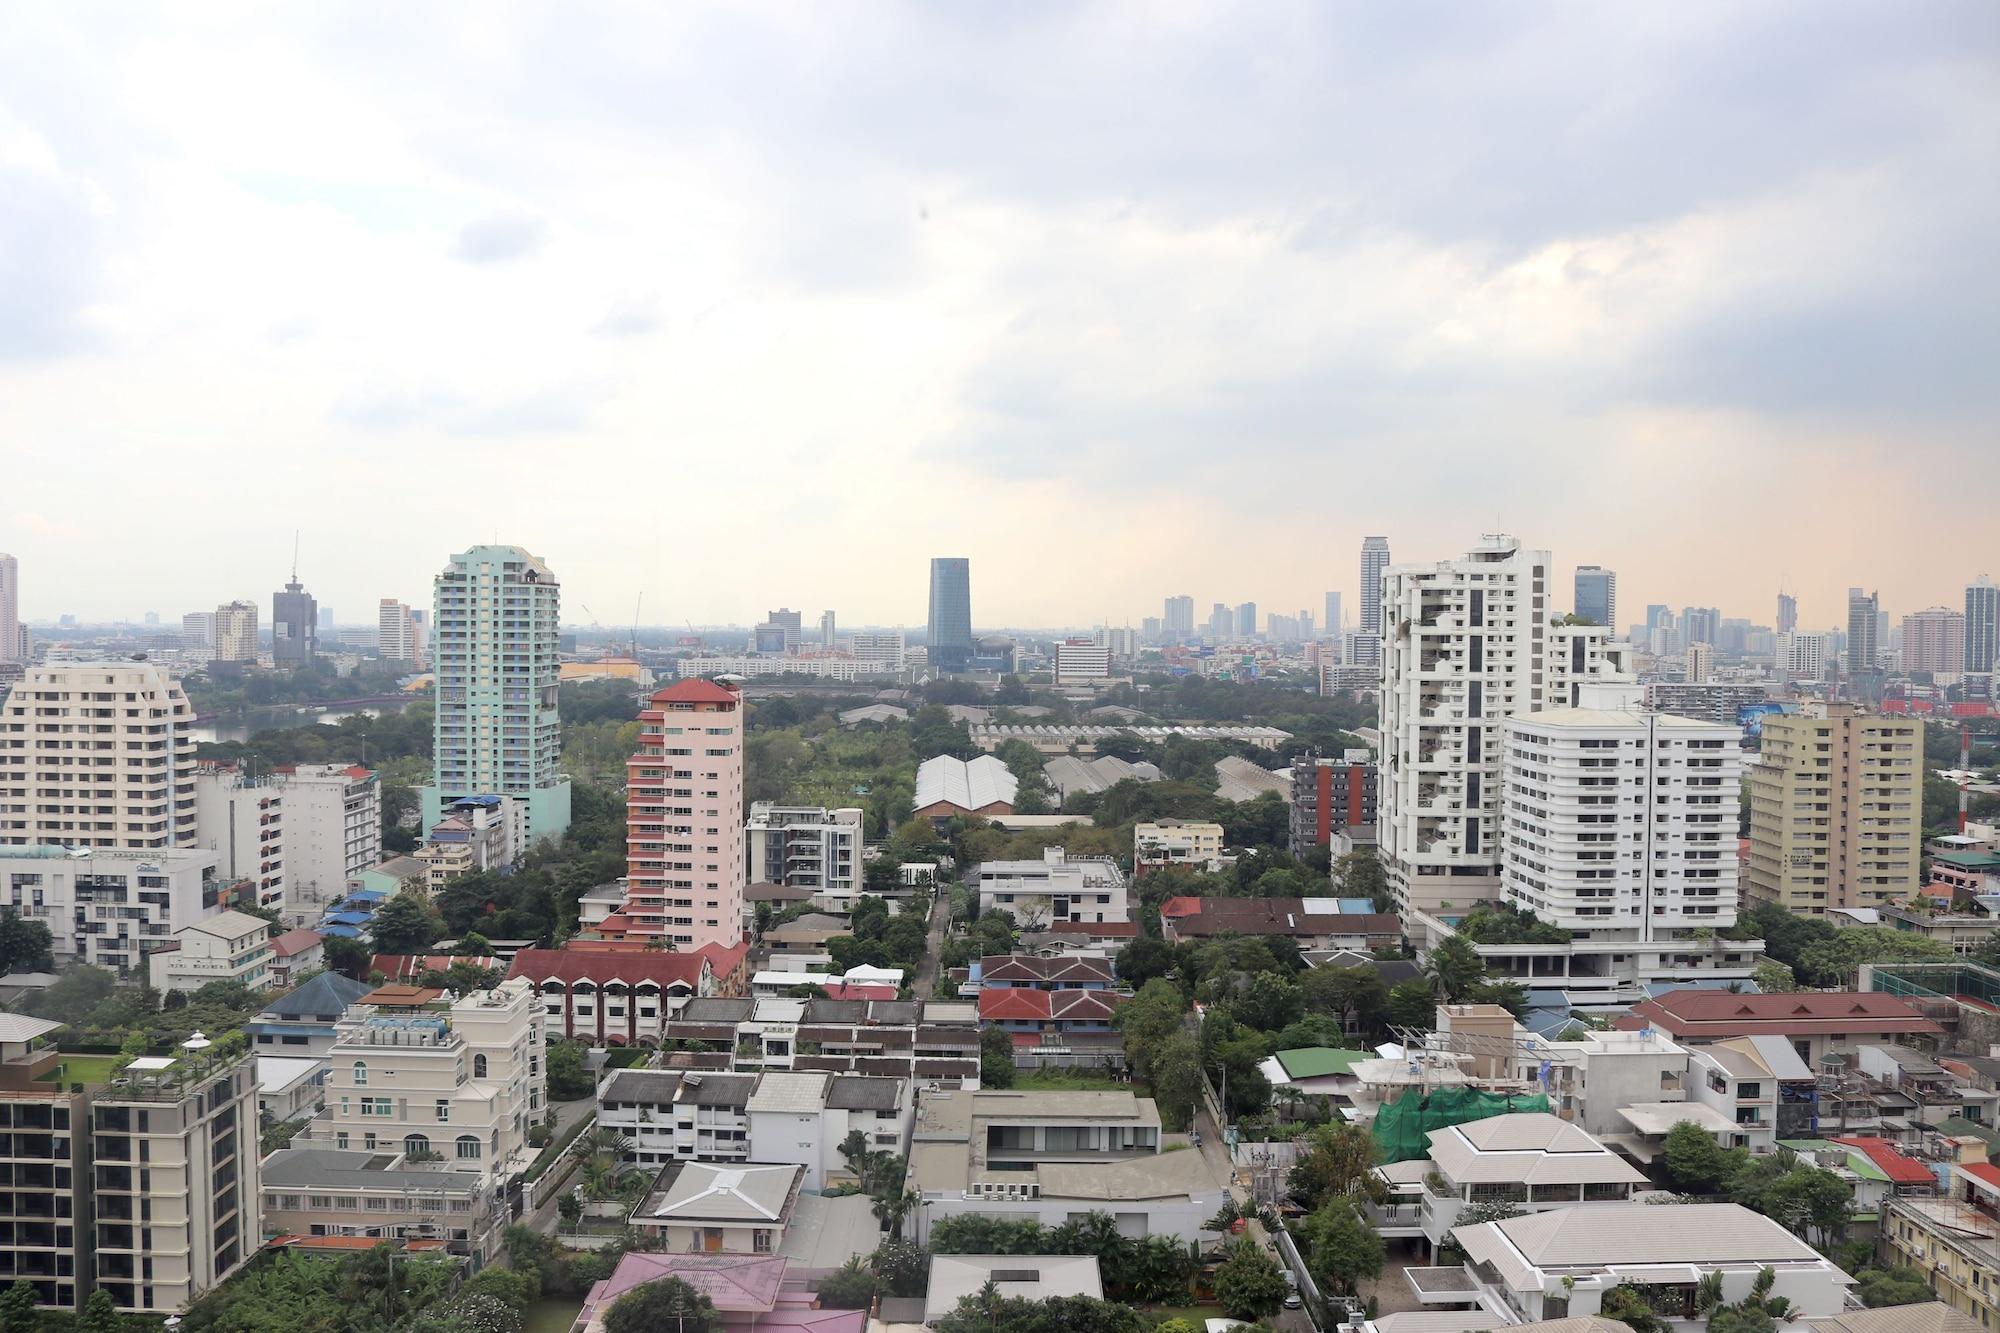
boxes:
[291,530,300,583]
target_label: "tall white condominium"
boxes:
[1902,608,1967,680]
[1501,685,1743,948]
[1357,537,1390,665]
[0,661,199,849]
[424,545,571,845]
[1967,577,1998,678]
[212,600,259,664]
[0,552,18,662]
[1164,595,1195,640]
[181,612,216,662]
[378,597,418,662]
[1379,534,1632,915]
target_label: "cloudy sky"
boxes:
[3,3,1995,633]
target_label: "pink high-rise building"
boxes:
[623,679,746,951]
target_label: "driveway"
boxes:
[913,890,949,999]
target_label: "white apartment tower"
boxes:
[0,661,199,849]
[212,600,259,664]
[1379,535,1632,915]
[0,553,19,663]
[378,598,419,663]
[273,763,380,920]
[1503,684,1743,939]
[746,804,863,907]
[623,678,747,950]
[1357,537,1391,665]
[181,612,215,662]
[193,764,287,911]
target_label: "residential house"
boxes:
[246,972,375,1057]
[1615,990,1942,1069]
[745,1070,913,1191]
[260,1148,507,1265]
[146,908,275,994]
[973,849,1128,926]
[907,1089,1228,1244]
[1160,895,1400,950]
[1685,1035,1821,1154]
[597,1069,759,1169]
[1452,1202,1853,1327]
[572,1253,861,1333]
[258,1055,329,1123]
[1133,820,1225,875]
[976,955,1115,992]
[267,928,324,988]
[977,989,1122,1040]
[630,1160,805,1254]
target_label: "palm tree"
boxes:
[1422,936,1484,1003]
[871,1188,919,1239]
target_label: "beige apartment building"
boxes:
[1745,701,1923,914]
[305,979,545,1183]
[0,661,199,849]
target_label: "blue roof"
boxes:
[325,912,373,925]
[260,971,373,1020]
[319,924,363,938]
[1640,978,1762,998]
[1336,898,1376,915]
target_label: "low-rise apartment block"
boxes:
[0,845,230,976]
[1134,819,1226,875]
[146,908,274,993]
[260,1147,507,1264]
[745,804,863,908]
[1288,751,1378,858]
[973,848,1128,926]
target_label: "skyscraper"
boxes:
[624,678,746,950]
[820,609,837,649]
[1234,602,1258,638]
[1902,608,1967,678]
[1847,588,1880,674]
[1164,595,1195,640]
[1357,537,1390,665]
[1968,578,1998,676]
[273,571,318,667]
[1776,592,1798,636]
[423,545,571,845]
[0,553,17,663]
[1378,534,1632,915]
[212,600,259,663]
[1573,566,1616,628]
[1207,603,1232,641]
[1324,591,1342,639]
[378,598,418,662]
[927,558,973,674]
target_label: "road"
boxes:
[913,889,950,999]
[1192,1104,1319,1333]
[519,1094,600,1235]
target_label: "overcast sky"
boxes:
[3,3,1995,632]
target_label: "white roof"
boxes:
[844,965,905,985]
[745,1071,830,1114]
[1618,1101,1742,1136]
[185,908,274,940]
[752,971,832,988]
[1456,1202,1825,1277]
[0,1014,63,1044]
[128,1056,177,1072]
[258,1055,326,1095]
[915,754,1019,811]
[925,1255,1103,1323]
[1427,1113,1647,1187]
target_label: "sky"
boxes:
[2,3,1996,634]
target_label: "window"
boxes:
[473,1055,487,1079]
[352,1061,368,1086]
[456,1136,482,1160]
[436,1100,450,1123]
[405,1135,431,1157]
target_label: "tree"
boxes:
[0,911,54,974]
[1149,1031,1205,1131]
[869,1240,932,1298]
[1334,848,1391,913]
[817,1258,877,1309]
[1213,1238,1288,1320]
[79,1288,125,1333]
[1599,1285,1664,1333]
[322,934,375,980]
[1458,1199,1523,1227]
[1663,1121,1731,1194]
[546,1039,594,1100]
[1750,961,1798,993]
[1298,1196,1384,1296]
[1857,1267,1936,1308]
[1302,966,1388,1036]
[368,891,444,954]
[1422,936,1484,1002]
[0,1281,38,1333]
[1116,936,1181,988]
[1385,977,1437,1032]
[1288,1121,1384,1210]
[603,1278,718,1333]
[557,1194,583,1227]
[1115,978,1188,1082]
[1234,972,1304,1032]
[980,1025,1017,1089]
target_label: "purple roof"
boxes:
[593,1253,791,1311]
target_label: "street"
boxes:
[913,888,950,999]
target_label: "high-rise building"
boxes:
[90,1047,261,1313]
[1573,566,1616,628]
[927,558,973,674]
[271,763,380,922]
[273,566,318,668]
[1164,595,1195,640]
[625,679,746,949]
[316,605,335,630]
[1234,602,1258,638]
[181,611,216,661]
[1685,642,1713,684]
[212,600,259,664]
[378,598,418,662]
[1847,588,1881,674]
[1678,606,1718,646]
[423,545,570,845]
[1288,751,1377,857]
[753,609,803,655]
[1745,702,1921,915]
[1358,537,1390,665]
[1777,592,1798,636]
[1324,591,1343,639]
[1903,608,1967,679]
[1778,632,1829,682]
[194,765,287,912]
[849,631,906,671]
[0,553,18,664]
[1055,639,1113,684]
[0,661,199,850]
[820,609,837,649]
[1207,603,1232,641]
[1378,534,1632,915]
[1967,578,1998,676]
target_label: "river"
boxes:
[189,698,412,746]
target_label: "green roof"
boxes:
[1777,1139,1890,1183]
[1939,1115,2000,1148]
[1275,1048,1372,1080]
[1936,852,2000,870]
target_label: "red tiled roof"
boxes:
[371,953,469,980]
[978,988,1123,1023]
[507,947,710,988]
[821,983,898,1001]
[980,989,1051,1021]
[1615,990,1940,1038]
[1045,921,1139,937]
[1962,1161,2000,1192]
[1159,896,1204,918]
[695,940,750,979]
[270,928,322,958]
[1832,1136,1936,1186]
[980,954,1115,985]
[1163,897,1401,938]
[649,679,740,704]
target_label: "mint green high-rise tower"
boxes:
[420,545,571,846]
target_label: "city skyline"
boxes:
[3,6,1995,627]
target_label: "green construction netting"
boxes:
[1370,1085,1553,1163]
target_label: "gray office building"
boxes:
[1968,578,1998,676]
[1234,602,1258,637]
[928,558,973,673]
[1357,537,1390,665]
[1573,566,1616,629]
[1847,588,1880,673]
[273,576,318,667]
